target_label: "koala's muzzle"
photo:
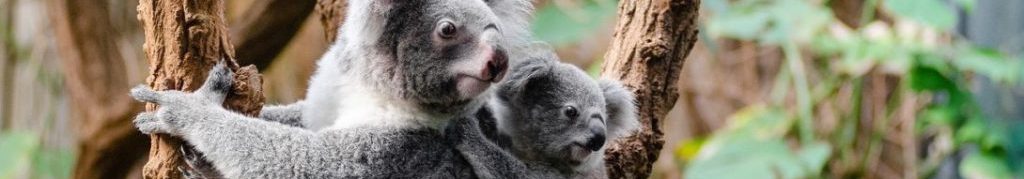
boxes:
[451,26,508,99]
[484,48,508,82]
[583,129,606,152]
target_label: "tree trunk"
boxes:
[137,0,264,178]
[230,0,316,70]
[314,0,346,42]
[599,0,700,178]
[49,0,149,178]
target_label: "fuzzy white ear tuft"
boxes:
[598,79,639,140]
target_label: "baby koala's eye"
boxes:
[563,106,579,119]
[437,21,458,39]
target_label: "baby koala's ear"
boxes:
[598,79,639,140]
[497,59,552,102]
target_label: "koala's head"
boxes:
[495,49,639,169]
[339,0,512,116]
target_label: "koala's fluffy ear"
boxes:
[498,59,553,102]
[487,0,535,45]
[598,79,639,139]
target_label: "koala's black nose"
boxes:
[583,132,606,152]
[486,48,508,82]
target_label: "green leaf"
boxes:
[532,0,618,46]
[956,119,987,143]
[796,141,832,176]
[761,0,832,44]
[919,106,960,127]
[960,152,1013,179]
[954,47,1021,85]
[720,106,792,139]
[706,10,771,40]
[0,132,39,178]
[684,106,830,179]
[32,149,74,179]
[685,139,809,179]
[980,125,1008,151]
[706,0,832,44]
[908,64,956,92]
[883,0,957,29]
[675,138,707,162]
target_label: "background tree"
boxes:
[49,0,147,178]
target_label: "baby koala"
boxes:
[447,44,639,179]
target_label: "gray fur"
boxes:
[134,63,477,178]
[448,45,640,179]
[133,0,537,178]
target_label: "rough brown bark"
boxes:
[599,0,700,178]
[230,0,316,70]
[137,0,264,178]
[314,0,346,42]
[48,0,150,178]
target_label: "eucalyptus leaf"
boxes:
[532,0,618,46]
[685,106,829,179]
[919,106,960,128]
[883,0,957,29]
[909,64,956,92]
[960,152,1014,179]
[954,47,1021,85]
[0,132,39,178]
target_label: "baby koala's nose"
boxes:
[583,131,606,152]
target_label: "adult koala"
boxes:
[446,45,640,179]
[131,0,528,178]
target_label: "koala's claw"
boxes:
[131,85,164,104]
[197,62,234,102]
[134,112,171,134]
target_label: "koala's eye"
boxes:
[438,21,458,39]
[563,106,579,119]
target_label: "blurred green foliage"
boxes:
[683,106,831,178]
[682,0,1024,178]
[0,131,74,179]
[532,0,618,47]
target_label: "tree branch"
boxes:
[137,0,264,178]
[314,0,345,42]
[599,0,700,178]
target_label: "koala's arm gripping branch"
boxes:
[176,111,327,179]
[599,0,701,178]
[137,0,265,178]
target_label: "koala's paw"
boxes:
[199,62,234,99]
[134,112,174,135]
[130,62,234,106]
[130,62,235,135]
